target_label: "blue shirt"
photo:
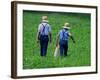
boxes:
[59,29,69,41]
[38,22,51,35]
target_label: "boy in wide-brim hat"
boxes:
[56,22,75,57]
[37,16,52,57]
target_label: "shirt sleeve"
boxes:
[57,30,61,36]
[38,24,41,32]
[68,31,72,36]
[48,24,51,33]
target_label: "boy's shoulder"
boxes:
[59,29,63,33]
[40,22,50,26]
[60,29,70,33]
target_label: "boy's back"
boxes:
[59,29,69,41]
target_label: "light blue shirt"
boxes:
[38,22,51,35]
[59,29,69,41]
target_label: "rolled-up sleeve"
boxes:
[48,24,51,33]
[38,24,41,32]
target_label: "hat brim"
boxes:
[42,20,49,22]
[63,26,70,29]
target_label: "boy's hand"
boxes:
[73,40,75,43]
[56,42,59,47]
[56,43,58,47]
[37,39,39,43]
[50,39,52,43]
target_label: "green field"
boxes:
[23,11,91,69]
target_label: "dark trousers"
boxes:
[40,35,49,56]
[59,40,68,56]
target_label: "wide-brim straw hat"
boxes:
[42,16,49,22]
[42,20,49,23]
[63,22,70,29]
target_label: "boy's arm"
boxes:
[56,33,59,47]
[37,24,41,43]
[49,32,52,43]
[70,36,75,43]
[48,24,52,43]
[36,31,40,43]
[68,32,75,43]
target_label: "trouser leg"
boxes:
[43,40,48,56]
[59,43,64,56]
[64,42,68,56]
[40,39,44,56]
[40,35,48,56]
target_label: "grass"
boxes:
[23,11,91,69]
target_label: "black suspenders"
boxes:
[41,23,47,35]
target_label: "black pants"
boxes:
[59,40,68,56]
[40,35,49,56]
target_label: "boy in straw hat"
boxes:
[56,22,75,56]
[37,16,52,56]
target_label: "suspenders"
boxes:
[41,23,47,35]
[62,30,65,40]
[62,30,68,40]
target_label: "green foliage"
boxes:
[23,11,91,69]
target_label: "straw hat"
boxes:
[42,16,49,22]
[63,22,70,29]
